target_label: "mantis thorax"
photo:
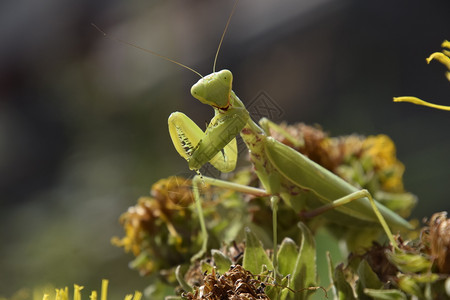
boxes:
[190,69,233,109]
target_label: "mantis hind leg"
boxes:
[300,189,398,249]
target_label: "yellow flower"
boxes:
[362,135,405,192]
[111,176,203,275]
[111,177,195,257]
[394,40,450,111]
[42,280,141,300]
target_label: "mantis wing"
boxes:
[264,137,413,230]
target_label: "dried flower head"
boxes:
[111,176,197,275]
[184,265,269,300]
[421,211,450,274]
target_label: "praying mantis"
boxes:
[164,1,413,265]
[95,1,413,268]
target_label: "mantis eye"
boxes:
[219,69,233,85]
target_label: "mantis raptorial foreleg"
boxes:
[168,112,240,173]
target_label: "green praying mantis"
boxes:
[164,1,413,265]
[95,1,414,268]
[169,67,412,263]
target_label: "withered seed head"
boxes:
[184,265,269,300]
[421,211,450,274]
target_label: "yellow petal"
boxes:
[90,291,97,300]
[393,97,450,111]
[426,52,450,70]
[132,291,143,300]
[101,280,108,300]
[74,285,84,300]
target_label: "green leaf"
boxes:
[211,249,232,274]
[268,275,290,300]
[175,265,192,293]
[146,275,181,300]
[363,289,406,300]
[201,261,213,274]
[277,237,298,276]
[243,227,273,274]
[358,260,383,290]
[410,273,439,284]
[326,252,338,300]
[386,249,431,273]
[286,222,317,300]
[334,264,356,300]
[356,260,383,299]
[397,275,423,298]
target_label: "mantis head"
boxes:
[191,69,233,109]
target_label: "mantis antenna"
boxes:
[91,23,203,78]
[212,0,240,73]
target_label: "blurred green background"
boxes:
[1,0,449,297]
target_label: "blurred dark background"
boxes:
[1,0,449,297]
